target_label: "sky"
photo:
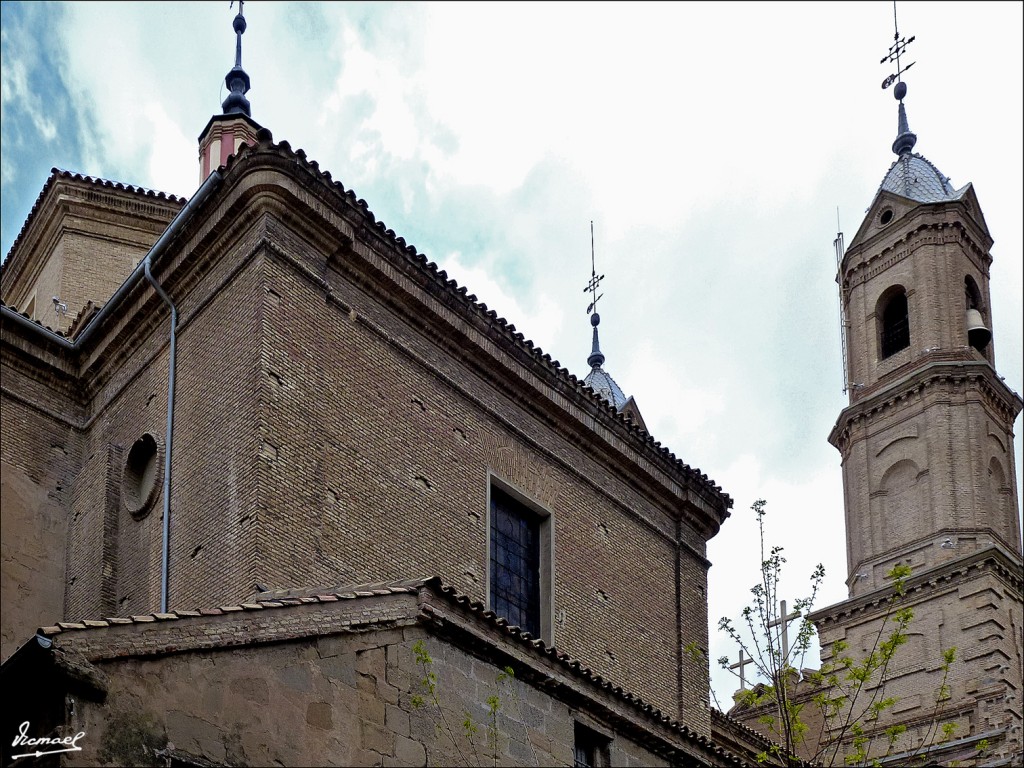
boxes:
[2,1,1022,708]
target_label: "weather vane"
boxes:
[583,221,604,315]
[880,1,915,91]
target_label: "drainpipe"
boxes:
[1,170,224,615]
[144,256,178,615]
[140,170,222,614]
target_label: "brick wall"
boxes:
[1,144,730,729]
[0,343,83,661]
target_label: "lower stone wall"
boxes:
[64,627,672,767]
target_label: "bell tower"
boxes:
[816,19,1024,765]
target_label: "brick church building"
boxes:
[1,6,1020,768]
[0,7,775,767]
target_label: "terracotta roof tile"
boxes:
[38,575,746,763]
[0,299,69,337]
[4,168,185,265]
[218,132,731,512]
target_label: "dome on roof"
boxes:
[877,153,965,204]
[584,366,627,411]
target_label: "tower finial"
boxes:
[583,221,606,369]
[880,2,917,156]
[222,0,252,117]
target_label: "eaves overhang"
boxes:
[1,132,733,535]
[211,133,733,530]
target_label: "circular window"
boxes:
[123,434,160,517]
[879,209,894,226]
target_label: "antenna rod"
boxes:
[834,209,849,395]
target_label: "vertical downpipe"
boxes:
[675,517,685,719]
[145,258,178,614]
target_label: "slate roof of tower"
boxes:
[876,152,967,204]
[584,365,628,410]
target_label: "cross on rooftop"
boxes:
[767,599,801,661]
[728,648,756,690]
[583,221,604,315]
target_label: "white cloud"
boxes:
[3,0,1021,715]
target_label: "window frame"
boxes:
[573,720,612,768]
[485,475,553,644]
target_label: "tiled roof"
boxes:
[0,299,69,338]
[710,707,780,753]
[38,576,745,764]
[38,578,426,636]
[2,135,730,514]
[66,300,101,339]
[876,152,966,204]
[218,132,732,511]
[3,168,185,266]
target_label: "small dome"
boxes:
[877,153,964,204]
[584,366,628,411]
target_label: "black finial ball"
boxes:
[233,13,247,34]
[894,81,907,101]
[590,312,601,327]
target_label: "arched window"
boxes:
[879,289,910,359]
[965,276,982,311]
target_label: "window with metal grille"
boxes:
[880,291,910,358]
[490,486,541,637]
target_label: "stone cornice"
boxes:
[808,545,1024,628]
[1,171,183,305]
[829,358,1023,452]
[841,201,992,294]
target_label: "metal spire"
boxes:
[880,2,917,156]
[222,1,252,116]
[583,221,606,369]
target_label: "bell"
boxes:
[966,309,991,351]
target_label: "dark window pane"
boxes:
[881,293,910,358]
[489,487,540,636]
[573,723,609,768]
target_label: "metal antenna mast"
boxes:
[834,209,850,394]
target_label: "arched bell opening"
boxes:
[878,287,910,359]
[964,275,991,352]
